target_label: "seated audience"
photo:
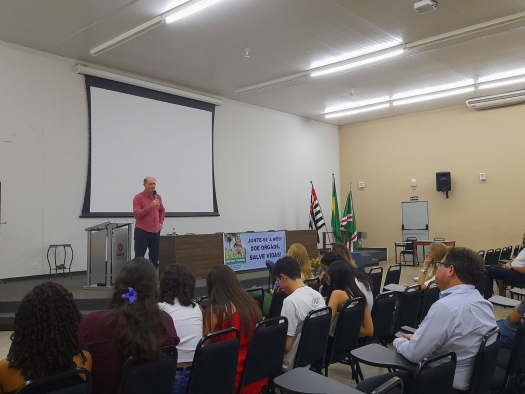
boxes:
[274,256,326,371]
[158,264,203,394]
[497,301,525,348]
[408,242,448,291]
[331,242,358,268]
[203,265,264,394]
[0,282,92,393]
[287,243,313,280]
[319,252,342,300]
[356,247,497,393]
[327,260,373,337]
[484,246,525,299]
[80,258,179,394]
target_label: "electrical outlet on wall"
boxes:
[33,263,38,269]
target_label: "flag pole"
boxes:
[328,174,337,245]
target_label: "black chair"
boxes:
[400,237,417,266]
[16,368,92,394]
[409,351,457,394]
[433,237,445,241]
[293,306,332,369]
[368,291,397,346]
[322,298,365,377]
[118,345,178,394]
[490,319,525,394]
[367,266,383,300]
[500,247,510,261]
[267,289,288,318]
[478,250,486,259]
[371,377,403,394]
[304,277,321,292]
[484,249,495,266]
[513,245,521,258]
[392,284,421,340]
[197,295,209,309]
[493,248,502,265]
[466,327,500,394]
[238,317,288,394]
[246,287,265,313]
[418,281,439,325]
[383,264,402,289]
[266,260,275,291]
[187,328,240,394]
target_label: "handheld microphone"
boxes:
[153,190,157,200]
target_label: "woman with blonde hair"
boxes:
[287,243,313,280]
[414,242,449,290]
[331,243,358,268]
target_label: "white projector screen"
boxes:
[82,76,218,217]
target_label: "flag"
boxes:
[309,185,325,243]
[331,177,342,243]
[341,185,358,251]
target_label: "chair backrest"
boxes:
[500,247,509,260]
[118,346,178,394]
[304,277,321,292]
[351,252,365,270]
[394,284,421,335]
[16,368,92,394]
[404,237,417,252]
[410,351,457,394]
[246,287,265,312]
[514,245,521,258]
[467,327,501,394]
[187,328,240,394]
[419,281,440,324]
[520,244,525,253]
[434,237,445,241]
[238,317,288,391]
[478,250,485,259]
[293,306,332,369]
[328,298,365,365]
[371,376,403,394]
[384,264,402,288]
[484,249,495,265]
[370,291,397,345]
[266,260,275,276]
[499,319,525,389]
[493,248,501,265]
[367,266,383,300]
[504,246,513,260]
[267,289,288,318]
[197,296,209,309]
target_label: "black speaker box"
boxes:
[436,172,451,192]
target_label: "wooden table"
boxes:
[394,240,456,266]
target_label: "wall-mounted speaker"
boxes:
[436,172,451,198]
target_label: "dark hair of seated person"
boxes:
[273,256,302,281]
[7,282,87,381]
[108,257,166,360]
[321,252,343,268]
[444,247,485,285]
[327,260,367,300]
[158,263,196,307]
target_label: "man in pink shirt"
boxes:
[133,177,165,268]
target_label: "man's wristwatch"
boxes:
[421,269,428,274]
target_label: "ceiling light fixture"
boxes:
[162,0,222,23]
[325,96,390,114]
[478,68,525,83]
[393,80,474,100]
[311,47,405,77]
[478,76,525,90]
[325,103,391,119]
[393,87,474,106]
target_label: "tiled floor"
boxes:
[0,260,511,389]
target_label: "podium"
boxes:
[85,220,133,288]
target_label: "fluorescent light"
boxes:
[393,80,474,100]
[479,76,525,90]
[478,68,525,83]
[393,87,474,106]
[325,103,391,119]
[325,96,390,114]
[90,17,164,56]
[311,48,405,77]
[163,0,222,23]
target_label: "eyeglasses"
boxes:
[434,261,453,269]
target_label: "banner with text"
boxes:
[223,231,286,272]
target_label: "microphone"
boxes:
[153,190,157,200]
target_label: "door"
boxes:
[402,202,429,262]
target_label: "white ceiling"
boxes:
[1,0,525,126]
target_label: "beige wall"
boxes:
[339,104,525,258]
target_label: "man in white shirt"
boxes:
[357,247,497,394]
[274,256,326,371]
[484,247,525,299]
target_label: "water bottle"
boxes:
[172,227,176,236]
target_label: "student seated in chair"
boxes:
[273,256,326,371]
[0,282,92,393]
[405,242,448,291]
[497,300,525,348]
[356,247,497,394]
[484,246,525,299]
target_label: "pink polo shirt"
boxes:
[133,191,165,233]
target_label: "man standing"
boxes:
[357,247,497,393]
[133,177,165,268]
[273,256,325,371]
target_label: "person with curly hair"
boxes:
[204,265,264,394]
[0,282,92,393]
[80,258,179,394]
[158,264,202,394]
